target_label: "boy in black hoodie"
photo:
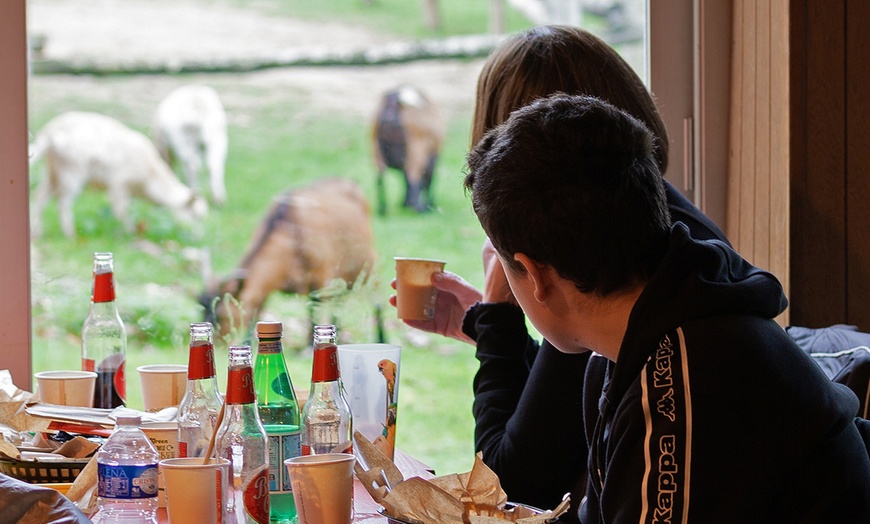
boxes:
[464,93,870,522]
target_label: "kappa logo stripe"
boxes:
[639,329,691,524]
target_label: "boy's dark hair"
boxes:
[465,94,672,295]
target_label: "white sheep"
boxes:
[151,85,228,205]
[30,111,209,238]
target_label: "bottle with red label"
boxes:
[216,345,270,524]
[177,322,224,458]
[300,324,353,455]
[81,251,126,408]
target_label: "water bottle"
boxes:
[253,321,300,522]
[92,415,159,523]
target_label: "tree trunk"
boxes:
[423,0,441,31]
[489,0,505,34]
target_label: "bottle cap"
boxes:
[116,415,141,426]
[256,321,283,337]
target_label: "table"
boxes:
[156,449,434,523]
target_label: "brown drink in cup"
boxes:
[394,257,446,321]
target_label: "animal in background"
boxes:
[372,85,444,215]
[30,111,208,238]
[200,177,377,339]
[152,84,228,205]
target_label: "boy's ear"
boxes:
[514,253,549,302]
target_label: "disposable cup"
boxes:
[142,422,179,507]
[338,343,401,460]
[394,257,445,321]
[160,457,230,524]
[34,370,97,407]
[285,453,355,524]
[137,364,187,411]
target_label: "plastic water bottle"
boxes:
[92,415,159,523]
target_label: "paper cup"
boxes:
[338,344,400,460]
[285,453,355,524]
[34,370,97,407]
[137,364,188,411]
[160,457,230,524]
[142,422,179,507]
[394,257,445,321]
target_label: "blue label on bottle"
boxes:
[267,430,301,493]
[97,463,159,499]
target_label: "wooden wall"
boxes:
[789,0,870,329]
[727,0,790,325]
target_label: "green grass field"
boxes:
[27,0,543,476]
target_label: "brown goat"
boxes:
[372,85,444,215]
[200,177,377,339]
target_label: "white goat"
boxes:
[30,111,208,238]
[151,85,228,205]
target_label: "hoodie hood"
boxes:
[609,222,788,399]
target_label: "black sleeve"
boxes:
[464,302,589,514]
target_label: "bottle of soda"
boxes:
[82,252,126,408]
[217,345,270,524]
[253,321,300,523]
[177,322,224,458]
[91,415,159,524]
[300,324,353,455]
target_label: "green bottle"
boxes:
[254,321,301,523]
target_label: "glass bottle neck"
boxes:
[92,271,116,303]
[187,342,217,380]
[310,343,340,383]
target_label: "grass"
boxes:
[27,0,536,476]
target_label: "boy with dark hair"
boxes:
[464,93,870,522]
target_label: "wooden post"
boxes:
[489,0,505,34]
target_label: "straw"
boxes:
[202,402,226,465]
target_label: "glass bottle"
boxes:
[177,322,224,458]
[82,251,126,408]
[217,345,270,524]
[300,324,353,455]
[254,321,300,523]
[91,415,159,524]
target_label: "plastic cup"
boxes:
[394,257,445,321]
[160,457,230,523]
[137,364,188,411]
[142,422,179,507]
[285,453,355,524]
[338,343,401,460]
[34,370,97,407]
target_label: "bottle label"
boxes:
[242,465,270,524]
[266,429,301,493]
[92,272,116,303]
[91,359,126,409]
[188,342,216,380]
[225,366,256,404]
[178,441,188,458]
[82,358,95,372]
[257,340,282,355]
[97,463,159,499]
[311,344,340,382]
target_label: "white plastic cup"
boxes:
[285,453,355,524]
[34,370,97,407]
[337,343,401,460]
[142,422,179,507]
[160,457,230,524]
[394,257,446,321]
[137,364,188,411]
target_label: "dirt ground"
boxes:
[27,0,486,122]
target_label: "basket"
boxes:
[0,457,90,484]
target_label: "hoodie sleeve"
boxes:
[464,302,589,513]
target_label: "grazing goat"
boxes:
[200,177,377,339]
[372,85,444,215]
[30,111,208,238]
[152,85,228,205]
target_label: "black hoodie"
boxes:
[580,224,870,523]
